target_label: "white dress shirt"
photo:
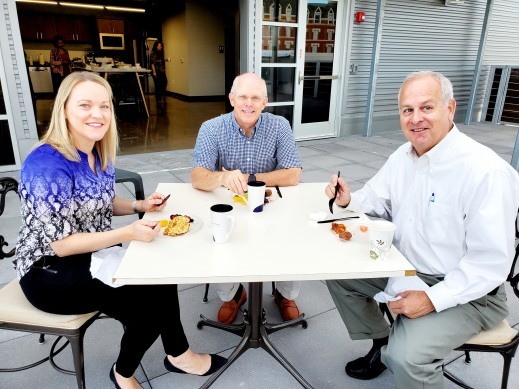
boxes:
[347,125,519,312]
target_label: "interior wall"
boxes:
[162,0,225,97]
[163,11,188,95]
[186,1,225,96]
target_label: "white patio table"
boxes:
[114,182,416,388]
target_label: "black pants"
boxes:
[51,72,64,94]
[152,72,167,103]
[20,254,189,377]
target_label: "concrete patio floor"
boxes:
[0,122,518,388]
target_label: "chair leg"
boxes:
[203,283,209,303]
[271,281,276,296]
[67,334,86,389]
[500,354,513,389]
[38,334,45,344]
[464,351,471,364]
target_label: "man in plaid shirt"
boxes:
[191,73,303,325]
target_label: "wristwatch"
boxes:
[248,173,256,183]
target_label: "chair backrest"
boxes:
[0,177,18,260]
[508,210,519,298]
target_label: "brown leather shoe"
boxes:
[274,290,300,321]
[217,287,247,324]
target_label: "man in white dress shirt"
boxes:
[324,70,519,387]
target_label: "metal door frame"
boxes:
[253,0,347,140]
[292,0,345,140]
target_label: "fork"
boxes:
[329,171,340,214]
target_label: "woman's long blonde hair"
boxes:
[38,71,118,170]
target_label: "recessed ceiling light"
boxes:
[16,0,58,5]
[105,6,145,13]
[16,1,147,13]
[60,2,104,10]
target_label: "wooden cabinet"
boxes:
[55,15,93,42]
[97,18,125,34]
[19,13,57,41]
[19,13,93,43]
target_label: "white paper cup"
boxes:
[210,204,235,243]
[368,220,396,260]
[247,181,266,213]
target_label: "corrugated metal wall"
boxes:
[485,0,519,66]
[341,0,488,135]
[482,1,519,125]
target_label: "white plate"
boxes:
[160,214,203,237]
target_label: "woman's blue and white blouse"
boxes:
[14,144,115,279]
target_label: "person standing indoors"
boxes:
[15,72,226,389]
[191,73,303,325]
[324,70,519,388]
[150,40,168,109]
[50,35,71,93]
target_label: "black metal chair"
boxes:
[0,177,100,389]
[380,211,519,389]
[115,167,145,219]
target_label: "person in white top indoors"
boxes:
[324,70,519,388]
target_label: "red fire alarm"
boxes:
[355,11,365,23]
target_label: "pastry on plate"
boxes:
[164,215,191,236]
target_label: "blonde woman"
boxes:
[15,72,226,388]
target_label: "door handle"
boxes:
[298,72,339,85]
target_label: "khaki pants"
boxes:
[216,281,300,301]
[326,275,508,388]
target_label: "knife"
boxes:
[317,216,360,224]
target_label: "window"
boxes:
[314,8,321,24]
[286,4,293,21]
[328,8,335,24]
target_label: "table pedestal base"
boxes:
[196,282,312,388]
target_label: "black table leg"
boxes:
[198,282,312,389]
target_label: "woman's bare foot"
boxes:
[112,364,142,389]
[167,349,211,375]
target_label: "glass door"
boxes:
[0,40,20,172]
[260,1,299,125]
[259,0,343,140]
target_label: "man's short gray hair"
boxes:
[398,71,454,107]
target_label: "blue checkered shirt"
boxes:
[192,112,302,174]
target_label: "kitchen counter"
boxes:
[91,67,151,73]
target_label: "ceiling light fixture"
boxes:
[16,0,58,5]
[15,1,146,14]
[59,2,104,9]
[105,6,145,13]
